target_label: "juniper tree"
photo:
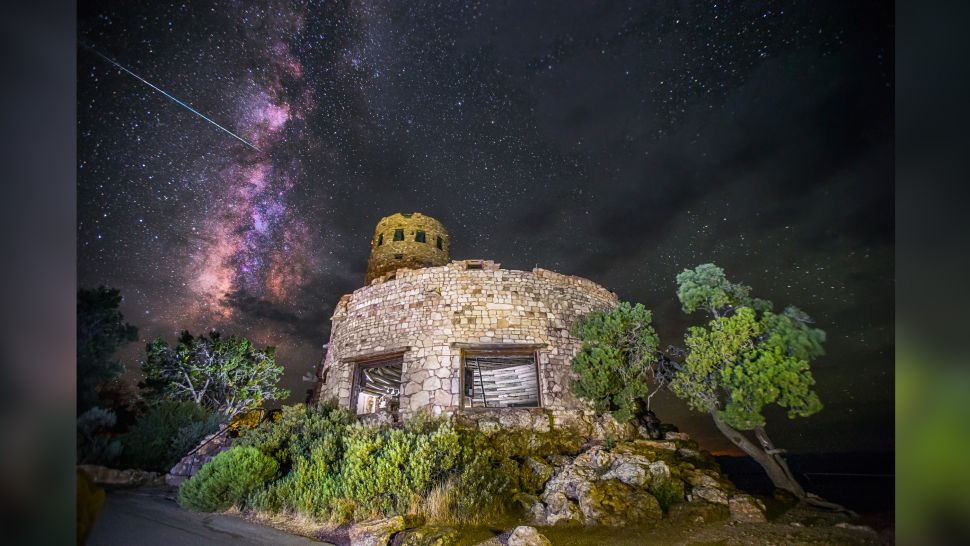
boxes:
[140,331,288,419]
[671,264,847,511]
[569,301,660,423]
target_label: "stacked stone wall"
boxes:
[314,260,618,418]
[365,212,450,284]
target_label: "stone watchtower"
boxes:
[364,212,450,284]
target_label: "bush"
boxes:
[235,402,352,470]
[178,446,279,512]
[570,301,659,423]
[241,405,521,525]
[77,407,122,465]
[121,401,224,471]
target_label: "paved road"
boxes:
[87,487,332,546]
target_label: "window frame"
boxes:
[415,230,426,243]
[393,228,405,241]
[458,347,542,410]
[350,353,405,416]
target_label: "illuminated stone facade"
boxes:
[313,256,619,418]
[364,212,450,284]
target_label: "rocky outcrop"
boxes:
[522,431,766,528]
[349,515,425,546]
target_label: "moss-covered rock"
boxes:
[349,514,425,546]
[398,525,460,546]
[519,457,554,493]
[667,500,731,524]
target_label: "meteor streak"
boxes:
[84,45,262,152]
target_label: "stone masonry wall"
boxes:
[314,260,618,418]
[365,212,450,284]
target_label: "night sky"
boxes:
[77,1,893,455]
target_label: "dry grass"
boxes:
[420,476,461,524]
[226,505,337,539]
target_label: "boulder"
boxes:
[577,479,662,527]
[728,494,767,523]
[349,515,424,546]
[667,500,731,524]
[520,457,554,493]
[398,525,460,546]
[541,491,584,526]
[692,486,729,505]
[507,526,552,546]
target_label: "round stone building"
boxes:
[313,213,618,420]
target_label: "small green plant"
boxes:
[178,446,279,512]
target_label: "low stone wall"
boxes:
[166,426,232,487]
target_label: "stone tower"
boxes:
[364,212,450,284]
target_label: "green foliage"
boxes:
[570,301,659,422]
[140,331,288,419]
[236,402,352,469]
[340,419,462,517]
[77,407,122,465]
[178,446,279,512]
[672,264,825,430]
[120,401,224,471]
[77,287,138,412]
[242,405,514,524]
[675,263,771,315]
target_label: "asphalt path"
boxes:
[86,487,332,546]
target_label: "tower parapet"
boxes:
[364,212,450,284]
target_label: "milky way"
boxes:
[78,0,893,453]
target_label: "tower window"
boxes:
[394,254,403,260]
[436,236,444,250]
[377,234,383,246]
[415,230,426,243]
[393,229,404,241]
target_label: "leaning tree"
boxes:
[669,263,848,512]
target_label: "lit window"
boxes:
[393,229,404,241]
[415,230,426,243]
[436,236,444,250]
[353,356,403,415]
[462,351,540,408]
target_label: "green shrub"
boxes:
[242,405,519,524]
[120,401,224,471]
[570,301,659,423]
[236,402,351,469]
[340,418,461,517]
[77,407,122,465]
[178,446,279,512]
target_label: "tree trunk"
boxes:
[709,412,805,497]
[710,412,856,515]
